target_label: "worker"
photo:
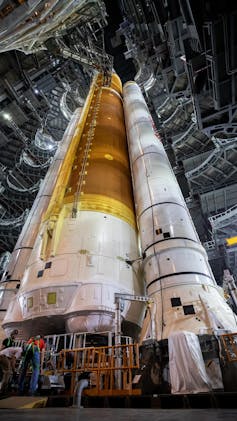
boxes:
[1,329,18,350]
[0,347,22,393]
[0,354,11,394]
[18,335,45,396]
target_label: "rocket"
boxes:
[123,81,237,341]
[2,73,143,338]
[2,73,237,344]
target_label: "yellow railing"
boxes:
[57,343,140,396]
[220,332,237,362]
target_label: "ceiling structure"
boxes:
[0,0,237,289]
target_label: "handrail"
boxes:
[172,122,196,146]
[57,343,140,395]
[60,90,73,121]
[6,174,41,193]
[185,145,221,179]
[161,99,192,127]
[209,203,237,227]
[0,209,29,227]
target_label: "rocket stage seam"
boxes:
[143,236,200,254]
[147,271,216,289]
[138,201,188,218]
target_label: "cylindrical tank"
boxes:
[123,81,237,341]
[3,73,143,338]
[4,109,82,283]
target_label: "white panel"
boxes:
[51,259,68,277]
[5,209,143,334]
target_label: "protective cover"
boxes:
[0,346,22,360]
[168,331,211,394]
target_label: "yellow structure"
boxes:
[226,236,237,247]
[41,73,135,260]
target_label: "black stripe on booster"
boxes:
[139,201,187,219]
[147,271,214,289]
[143,236,198,254]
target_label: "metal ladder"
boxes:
[71,83,102,218]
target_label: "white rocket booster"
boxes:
[123,81,237,340]
[4,110,82,283]
[3,75,237,342]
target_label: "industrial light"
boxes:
[226,236,237,247]
[34,88,39,94]
[3,112,11,121]
[104,154,113,160]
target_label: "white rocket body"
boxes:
[2,75,144,338]
[123,81,237,340]
[3,76,237,343]
[6,209,141,337]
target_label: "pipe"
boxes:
[114,297,122,389]
[72,378,89,408]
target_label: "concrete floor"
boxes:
[1,409,237,420]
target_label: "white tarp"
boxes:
[0,346,22,360]
[168,331,212,394]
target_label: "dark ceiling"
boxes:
[104,0,136,82]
